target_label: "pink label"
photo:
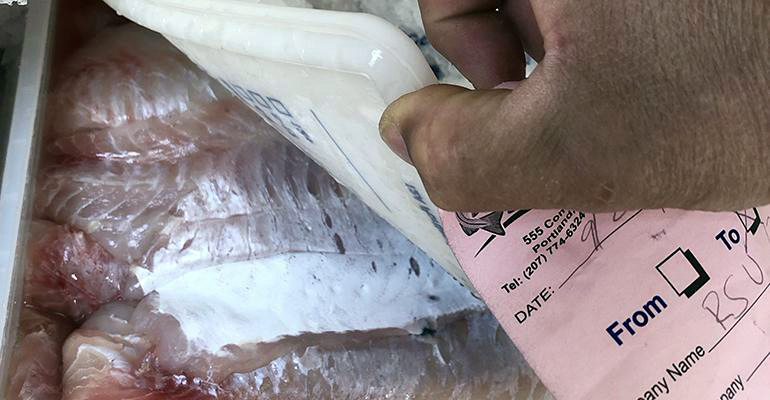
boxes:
[442,208,770,399]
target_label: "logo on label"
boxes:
[456,212,505,236]
[456,210,531,256]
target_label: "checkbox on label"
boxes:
[656,248,710,299]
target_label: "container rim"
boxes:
[0,0,55,390]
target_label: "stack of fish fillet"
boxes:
[6,21,552,400]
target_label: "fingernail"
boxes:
[381,126,413,165]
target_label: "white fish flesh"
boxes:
[35,131,422,271]
[34,155,200,265]
[37,119,465,300]
[45,24,239,163]
[48,98,257,163]
[223,311,553,400]
[23,220,136,321]
[5,307,74,400]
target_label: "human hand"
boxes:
[379,0,769,212]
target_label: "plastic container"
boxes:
[0,0,55,390]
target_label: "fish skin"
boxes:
[63,304,552,400]
[223,311,554,400]
[6,307,74,400]
[23,220,136,322]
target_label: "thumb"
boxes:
[379,80,568,212]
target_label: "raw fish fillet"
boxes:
[223,311,553,400]
[36,117,271,266]
[34,155,199,264]
[46,24,240,163]
[49,98,256,163]
[5,307,74,400]
[62,303,216,400]
[23,220,135,321]
[38,124,449,294]
[146,138,428,286]
[37,21,407,270]
[63,303,550,400]
[35,133,368,268]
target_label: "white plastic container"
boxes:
[102,0,472,287]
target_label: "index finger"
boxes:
[418,0,526,89]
